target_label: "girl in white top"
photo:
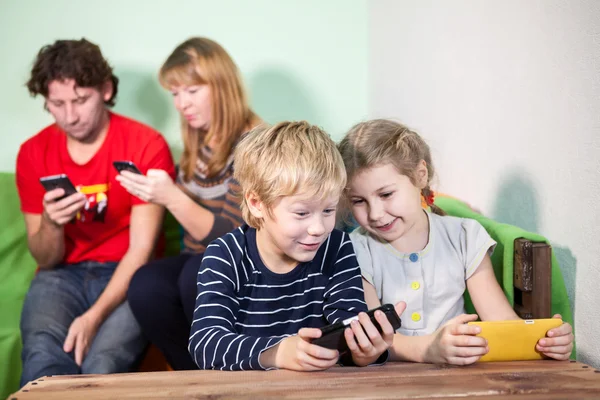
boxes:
[338,119,574,365]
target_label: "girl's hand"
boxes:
[536,314,574,360]
[424,314,488,365]
[116,169,178,207]
[270,328,340,371]
[345,301,406,366]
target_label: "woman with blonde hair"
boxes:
[122,37,261,370]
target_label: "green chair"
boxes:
[435,196,575,357]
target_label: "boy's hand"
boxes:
[536,314,574,360]
[424,314,488,365]
[345,302,406,366]
[265,328,339,371]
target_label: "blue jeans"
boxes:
[20,261,147,386]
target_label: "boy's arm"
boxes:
[322,232,395,366]
[322,232,368,323]
[189,243,285,370]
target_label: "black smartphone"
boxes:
[113,160,142,175]
[39,174,78,200]
[312,304,401,353]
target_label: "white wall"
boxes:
[370,0,599,367]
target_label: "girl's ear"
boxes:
[246,191,265,219]
[416,160,429,188]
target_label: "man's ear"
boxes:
[416,160,429,189]
[101,80,114,103]
[246,191,265,219]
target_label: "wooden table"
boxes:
[10,360,600,399]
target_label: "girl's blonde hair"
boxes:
[338,119,445,216]
[234,121,346,228]
[159,37,256,181]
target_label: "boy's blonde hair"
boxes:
[338,119,445,216]
[234,121,346,228]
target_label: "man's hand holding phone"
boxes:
[40,175,86,227]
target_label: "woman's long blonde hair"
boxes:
[159,37,256,181]
[338,119,445,216]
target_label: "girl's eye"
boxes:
[351,199,364,205]
[381,192,393,199]
[295,212,309,217]
[323,208,336,215]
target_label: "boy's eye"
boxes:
[323,208,336,215]
[74,97,87,105]
[295,212,309,217]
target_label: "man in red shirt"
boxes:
[16,38,176,385]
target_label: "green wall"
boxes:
[0,0,368,172]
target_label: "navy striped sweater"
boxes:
[188,225,367,370]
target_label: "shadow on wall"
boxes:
[492,170,576,315]
[247,67,323,128]
[113,68,182,158]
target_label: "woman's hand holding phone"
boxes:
[116,168,178,206]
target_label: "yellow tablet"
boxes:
[468,318,562,362]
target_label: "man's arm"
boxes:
[88,203,164,321]
[23,189,87,269]
[24,213,64,269]
[63,203,164,365]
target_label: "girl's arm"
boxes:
[364,280,488,364]
[362,279,429,363]
[466,254,519,321]
[467,254,573,360]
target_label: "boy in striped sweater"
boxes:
[188,121,404,371]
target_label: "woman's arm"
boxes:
[117,170,243,242]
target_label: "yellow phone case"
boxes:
[468,319,562,362]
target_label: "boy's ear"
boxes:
[416,160,429,188]
[246,191,265,219]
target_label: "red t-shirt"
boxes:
[16,112,176,264]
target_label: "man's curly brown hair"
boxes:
[26,38,119,106]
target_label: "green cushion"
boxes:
[0,172,37,398]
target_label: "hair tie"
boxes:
[426,192,435,205]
